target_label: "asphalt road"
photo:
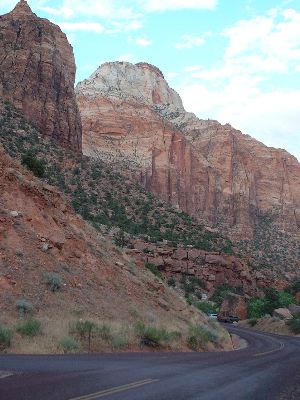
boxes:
[0,325,299,400]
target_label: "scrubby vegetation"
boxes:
[247,287,297,318]
[15,299,33,317]
[16,318,41,337]
[287,318,300,334]
[59,337,80,353]
[44,273,63,293]
[0,101,235,255]
[0,324,12,350]
[187,325,218,351]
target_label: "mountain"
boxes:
[0,0,82,151]
[76,61,300,274]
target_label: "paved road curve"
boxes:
[0,326,299,400]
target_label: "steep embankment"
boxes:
[76,61,300,275]
[0,141,233,353]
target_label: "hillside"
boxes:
[0,137,233,353]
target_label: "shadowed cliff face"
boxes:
[76,61,300,242]
[0,0,82,151]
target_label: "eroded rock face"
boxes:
[220,293,248,320]
[76,62,300,257]
[0,1,82,151]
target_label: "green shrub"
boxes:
[145,262,162,279]
[72,320,97,351]
[167,277,176,287]
[248,298,266,318]
[187,325,218,351]
[44,273,63,292]
[278,291,294,308]
[287,318,300,334]
[135,322,176,348]
[248,318,258,327]
[210,285,233,307]
[21,152,45,177]
[16,318,41,337]
[0,325,12,350]
[16,299,33,317]
[96,324,112,341]
[60,337,80,353]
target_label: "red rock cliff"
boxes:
[0,1,82,151]
[76,62,300,245]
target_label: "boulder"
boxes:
[273,308,293,320]
[220,293,248,320]
[288,304,300,317]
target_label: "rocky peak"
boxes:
[76,61,184,109]
[10,0,33,16]
[0,1,82,151]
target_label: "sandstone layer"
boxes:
[0,1,81,151]
[76,62,300,273]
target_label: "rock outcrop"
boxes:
[126,240,287,297]
[76,61,300,274]
[219,293,248,320]
[0,1,82,151]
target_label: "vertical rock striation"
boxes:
[76,61,300,241]
[0,1,82,151]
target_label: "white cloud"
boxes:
[57,22,104,33]
[179,8,300,161]
[175,34,206,49]
[140,0,217,12]
[135,37,152,46]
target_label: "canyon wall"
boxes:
[0,0,82,151]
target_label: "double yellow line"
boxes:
[69,378,159,400]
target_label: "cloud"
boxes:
[57,22,104,33]
[175,34,206,49]
[135,37,152,46]
[179,8,300,160]
[139,0,217,12]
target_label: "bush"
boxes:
[210,285,233,307]
[0,325,12,350]
[16,299,33,317]
[60,337,80,353]
[44,273,63,292]
[72,320,97,351]
[248,298,266,318]
[16,318,41,337]
[278,291,294,308]
[21,152,45,177]
[248,318,258,327]
[167,277,176,287]
[287,318,300,334]
[135,322,177,348]
[145,262,162,279]
[187,325,218,351]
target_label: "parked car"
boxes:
[217,313,240,323]
[207,313,218,320]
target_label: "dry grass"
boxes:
[0,309,231,354]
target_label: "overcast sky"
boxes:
[1,0,300,160]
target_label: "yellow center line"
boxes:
[254,342,285,357]
[69,379,159,400]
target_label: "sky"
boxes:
[1,0,300,160]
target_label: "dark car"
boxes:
[217,313,240,323]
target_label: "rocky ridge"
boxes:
[76,61,300,274]
[0,0,82,151]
